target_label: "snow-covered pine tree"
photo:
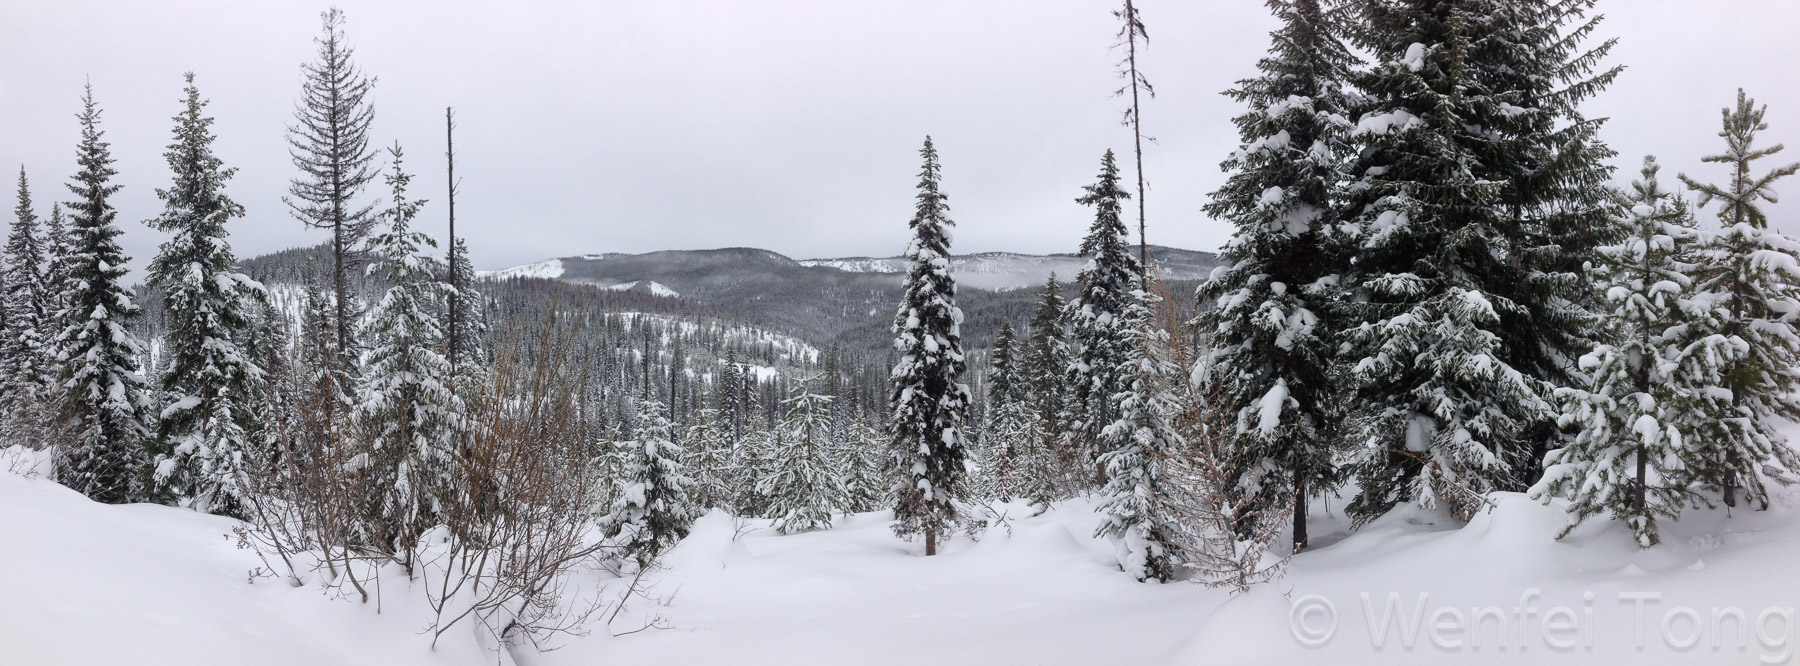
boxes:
[1094,289,1186,582]
[889,136,972,556]
[1024,274,1076,491]
[247,288,297,474]
[3,166,52,445]
[295,273,346,457]
[53,85,156,504]
[591,429,626,516]
[1531,157,1729,546]
[683,408,735,511]
[983,321,1026,501]
[145,74,269,517]
[0,224,10,427]
[356,146,464,554]
[988,321,1025,409]
[718,350,746,444]
[1010,409,1060,514]
[288,7,378,406]
[733,426,776,517]
[1196,0,1355,552]
[761,378,845,534]
[1477,1,1625,484]
[1677,89,1800,509]
[603,395,700,566]
[40,203,72,340]
[1065,150,1143,488]
[1339,0,1603,522]
[838,415,888,514]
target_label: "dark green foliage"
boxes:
[145,74,267,517]
[53,85,155,504]
[889,137,972,552]
[1338,0,1619,522]
[1065,150,1142,486]
[1197,0,1356,549]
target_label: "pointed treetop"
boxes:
[1678,88,1799,230]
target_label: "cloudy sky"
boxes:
[2,0,1797,276]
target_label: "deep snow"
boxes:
[3,444,1796,665]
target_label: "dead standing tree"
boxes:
[1113,0,1154,287]
[286,7,378,401]
[445,106,463,371]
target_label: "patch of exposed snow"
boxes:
[476,258,564,280]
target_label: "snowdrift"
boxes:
[3,448,1797,665]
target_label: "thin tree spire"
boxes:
[1113,0,1154,286]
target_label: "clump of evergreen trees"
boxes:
[2,0,1796,625]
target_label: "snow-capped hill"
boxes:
[601,280,682,298]
[477,258,564,280]
[801,246,1216,291]
[461,245,1220,347]
[797,257,908,273]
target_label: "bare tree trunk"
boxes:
[445,107,460,372]
[1122,0,1150,288]
[1292,470,1307,554]
[925,527,937,556]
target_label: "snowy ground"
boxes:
[3,445,1797,665]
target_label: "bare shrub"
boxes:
[1146,267,1292,592]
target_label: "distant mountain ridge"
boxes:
[484,244,1218,292]
[474,245,1221,350]
[245,243,1219,354]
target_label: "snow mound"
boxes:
[0,471,500,666]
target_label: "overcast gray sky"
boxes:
[2,0,1797,276]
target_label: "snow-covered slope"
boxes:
[0,451,499,666]
[600,280,681,298]
[477,258,565,280]
[8,445,1796,665]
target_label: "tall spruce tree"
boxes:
[145,74,268,517]
[889,136,971,556]
[1094,290,1185,582]
[1197,0,1355,552]
[287,7,378,407]
[1337,0,1615,522]
[4,167,52,443]
[1677,89,1800,509]
[1480,1,1624,483]
[1532,157,1729,546]
[54,85,155,504]
[357,147,463,553]
[1065,150,1142,487]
